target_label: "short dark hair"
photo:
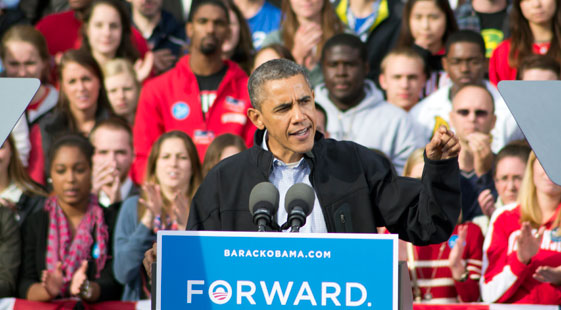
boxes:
[380,46,429,78]
[48,133,95,173]
[188,0,229,23]
[248,59,311,109]
[494,141,531,177]
[517,54,561,79]
[321,33,367,63]
[445,30,486,57]
[90,117,133,148]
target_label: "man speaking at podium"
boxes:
[185,59,462,245]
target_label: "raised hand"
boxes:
[425,125,461,160]
[41,262,63,298]
[152,48,177,74]
[139,183,164,229]
[70,260,88,296]
[449,225,468,280]
[91,160,117,194]
[171,193,190,230]
[516,222,545,265]
[533,265,561,285]
[106,172,122,204]
[134,51,155,82]
[143,243,158,283]
[291,23,322,69]
[465,132,493,176]
[477,189,496,217]
[92,160,121,204]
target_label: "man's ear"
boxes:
[442,57,449,73]
[379,73,387,91]
[247,107,265,130]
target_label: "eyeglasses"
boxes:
[454,109,490,117]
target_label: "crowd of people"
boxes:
[0,0,560,305]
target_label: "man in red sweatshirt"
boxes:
[131,0,255,184]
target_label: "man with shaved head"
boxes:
[449,84,497,222]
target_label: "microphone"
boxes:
[249,182,280,232]
[284,183,315,232]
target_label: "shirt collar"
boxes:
[99,177,134,207]
[261,130,306,168]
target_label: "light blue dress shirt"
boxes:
[262,131,328,233]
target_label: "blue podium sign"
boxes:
[157,231,398,310]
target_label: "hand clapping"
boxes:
[516,222,545,265]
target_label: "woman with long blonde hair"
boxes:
[481,151,561,304]
[113,131,202,300]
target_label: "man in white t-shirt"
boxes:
[410,30,523,153]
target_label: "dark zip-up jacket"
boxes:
[188,130,461,245]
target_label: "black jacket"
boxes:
[0,207,20,297]
[188,130,461,245]
[18,204,123,301]
[14,193,46,225]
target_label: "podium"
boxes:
[154,231,413,310]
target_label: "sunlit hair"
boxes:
[202,134,247,176]
[494,141,531,178]
[81,0,140,62]
[89,116,133,149]
[380,46,428,78]
[280,0,344,60]
[397,0,458,49]
[451,83,495,113]
[517,54,561,80]
[2,135,46,197]
[518,151,561,230]
[102,58,140,88]
[508,0,561,69]
[0,25,51,83]
[248,58,311,109]
[138,131,203,220]
[402,148,424,178]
